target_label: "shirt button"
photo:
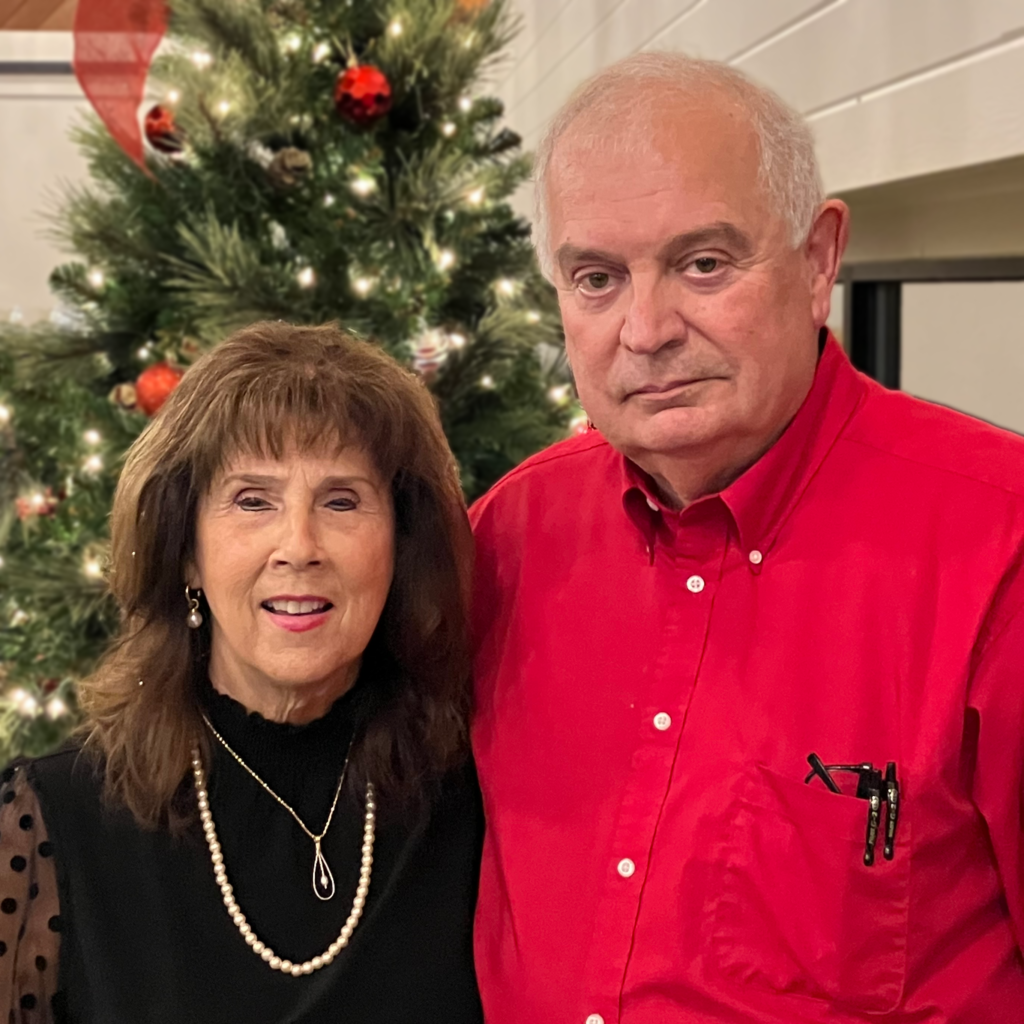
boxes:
[686,575,705,593]
[749,549,763,565]
[645,497,658,511]
[653,712,672,731]
[586,1015,605,1024]
[617,858,636,878]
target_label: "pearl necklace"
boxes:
[191,748,376,976]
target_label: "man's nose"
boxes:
[619,274,686,354]
[273,507,322,568]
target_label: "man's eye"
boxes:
[583,272,610,291]
[693,257,718,274]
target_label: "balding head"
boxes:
[533,52,823,279]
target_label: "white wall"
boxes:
[496,0,1024,195]
[903,282,1024,434]
[0,31,88,323]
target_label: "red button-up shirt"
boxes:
[470,337,1024,1023]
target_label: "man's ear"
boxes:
[804,199,850,329]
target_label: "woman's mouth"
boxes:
[261,597,334,632]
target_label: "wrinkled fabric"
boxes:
[471,336,1024,1023]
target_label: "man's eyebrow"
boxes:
[658,223,753,260]
[554,244,624,277]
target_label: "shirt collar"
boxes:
[620,332,868,556]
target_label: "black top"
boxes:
[4,682,484,1023]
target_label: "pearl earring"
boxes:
[186,586,204,629]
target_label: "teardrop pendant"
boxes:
[312,840,336,901]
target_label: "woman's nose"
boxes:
[273,508,321,567]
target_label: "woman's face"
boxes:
[190,443,395,722]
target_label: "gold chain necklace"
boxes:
[191,746,376,976]
[200,712,351,901]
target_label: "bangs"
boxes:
[167,326,420,494]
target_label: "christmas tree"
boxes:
[0,0,577,759]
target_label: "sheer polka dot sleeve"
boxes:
[0,766,60,1024]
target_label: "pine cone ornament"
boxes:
[109,382,138,411]
[267,146,313,189]
[144,104,184,154]
[135,362,184,416]
[334,66,393,127]
[453,0,491,18]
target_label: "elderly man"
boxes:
[470,53,1024,1024]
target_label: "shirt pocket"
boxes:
[703,763,909,1014]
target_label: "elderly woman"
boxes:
[0,323,484,1023]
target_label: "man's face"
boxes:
[547,97,838,475]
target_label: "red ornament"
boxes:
[144,104,183,154]
[15,488,60,521]
[334,65,392,127]
[135,362,184,416]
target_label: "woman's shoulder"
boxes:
[5,745,107,834]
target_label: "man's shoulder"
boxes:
[469,431,613,526]
[848,384,1024,500]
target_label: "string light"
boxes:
[526,310,542,323]
[45,697,68,720]
[9,689,38,717]
[464,32,476,48]
[29,492,47,511]
[312,42,331,62]
[0,404,10,424]
[167,89,181,104]
[297,267,316,288]
[449,333,467,349]
[323,193,336,207]
[83,454,104,474]
[480,375,496,389]
[459,96,473,113]
[83,429,101,445]
[441,122,457,138]
[87,268,105,288]
[353,277,375,297]
[350,177,376,197]
[548,385,571,403]
[191,50,213,69]
[137,345,152,360]
[496,278,517,296]
[84,558,103,579]
[466,187,485,206]
[10,609,28,628]
[437,249,457,271]
[282,34,301,53]
[388,18,403,36]
[216,100,231,116]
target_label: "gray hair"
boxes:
[532,51,824,279]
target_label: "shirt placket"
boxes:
[576,505,729,1024]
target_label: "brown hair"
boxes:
[80,322,473,829]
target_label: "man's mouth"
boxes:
[261,598,333,616]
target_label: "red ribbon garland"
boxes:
[73,0,168,170]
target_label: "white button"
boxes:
[586,1015,605,1024]
[617,858,636,878]
[653,712,672,731]
[749,549,763,565]
[645,497,658,511]
[686,575,705,593]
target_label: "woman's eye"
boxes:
[693,257,719,274]
[327,497,358,511]
[236,496,271,511]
